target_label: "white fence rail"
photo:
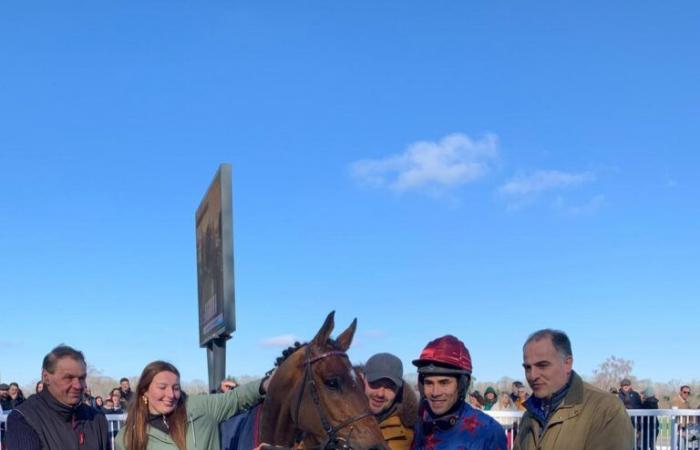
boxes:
[1,410,699,450]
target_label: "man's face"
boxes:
[681,388,691,400]
[43,357,87,406]
[0,388,8,399]
[621,385,631,393]
[523,337,573,399]
[422,375,459,416]
[120,380,130,391]
[364,377,398,415]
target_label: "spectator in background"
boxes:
[0,383,12,411]
[483,386,497,410]
[640,387,659,450]
[510,381,524,403]
[103,399,116,412]
[7,344,109,450]
[110,388,127,411]
[515,386,529,411]
[491,392,518,450]
[468,390,484,409]
[618,378,642,409]
[8,383,26,408]
[35,381,44,394]
[119,378,132,403]
[94,396,104,411]
[104,389,125,414]
[671,385,692,409]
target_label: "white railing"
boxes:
[485,410,700,450]
[2,410,699,450]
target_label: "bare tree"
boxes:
[592,355,634,391]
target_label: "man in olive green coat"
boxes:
[514,329,634,450]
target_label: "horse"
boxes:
[221,311,388,450]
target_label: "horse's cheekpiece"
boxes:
[294,345,372,450]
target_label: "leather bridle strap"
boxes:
[292,346,373,450]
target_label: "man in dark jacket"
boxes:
[7,344,109,450]
[0,383,12,411]
[618,378,642,409]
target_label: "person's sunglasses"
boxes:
[682,390,691,395]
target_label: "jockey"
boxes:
[411,335,506,450]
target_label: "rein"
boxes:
[290,345,372,450]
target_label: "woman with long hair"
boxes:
[116,360,268,450]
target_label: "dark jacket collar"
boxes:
[38,388,81,422]
[524,371,581,425]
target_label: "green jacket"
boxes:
[515,372,634,450]
[116,380,262,450]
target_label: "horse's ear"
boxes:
[335,318,357,351]
[311,311,336,346]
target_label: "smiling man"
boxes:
[361,353,417,450]
[515,329,633,450]
[412,335,506,450]
[7,345,109,450]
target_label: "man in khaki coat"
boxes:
[671,385,692,409]
[514,329,634,450]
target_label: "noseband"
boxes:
[292,345,372,450]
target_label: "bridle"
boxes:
[291,345,372,450]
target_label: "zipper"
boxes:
[189,414,197,448]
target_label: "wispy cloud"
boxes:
[259,334,301,348]
[350,133,499,194]
[498,170,596,211]
[499,170,594,196]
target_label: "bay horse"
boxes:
[222,312,387,450]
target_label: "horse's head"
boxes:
[262,311,388,450]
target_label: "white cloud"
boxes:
[259,334,301,348]
[350,133,499,193]
[499,170,594,197]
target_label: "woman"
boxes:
[8,382,25,408]
[116,360,267,450]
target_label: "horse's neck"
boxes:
[260,395,297,445]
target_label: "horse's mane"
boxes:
[273,339,343,367]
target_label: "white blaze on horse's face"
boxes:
[349,367,359,386]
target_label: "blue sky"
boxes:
[1,1,699,386]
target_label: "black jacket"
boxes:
[618,389,643,409]
[7,389,109,450]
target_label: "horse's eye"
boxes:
[324,378,340,391]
